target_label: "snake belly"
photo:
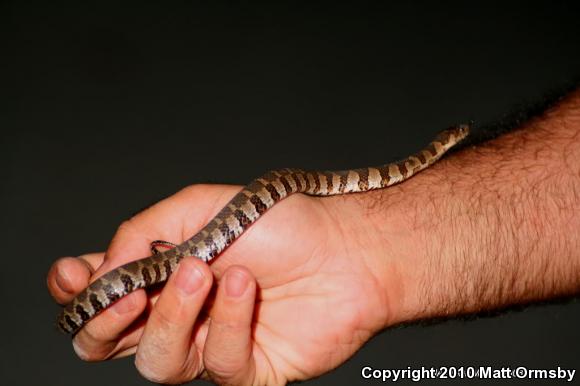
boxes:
[57,124,469,334]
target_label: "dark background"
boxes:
[2,2,579,385]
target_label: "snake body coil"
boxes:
[57,125,469,334]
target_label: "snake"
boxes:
[57,124,469,334]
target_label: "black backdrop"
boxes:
[2,2,579,385]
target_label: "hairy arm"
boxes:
[351,90,580,324]
[48,89,579,385]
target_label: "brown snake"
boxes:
[57,124,469,334]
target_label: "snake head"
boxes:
[455,123,470,141]
[434,124,470,148]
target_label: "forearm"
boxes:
[376,90,580,324]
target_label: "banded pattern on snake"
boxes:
[57,124,469,334]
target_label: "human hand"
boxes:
[49,89,580,385]
[48,183,401,385]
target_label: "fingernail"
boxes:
[174,258,205,295]
[112,295,136,315]
[56,265,74,294]
[225,270,249,298]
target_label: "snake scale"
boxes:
[57,124,469,334]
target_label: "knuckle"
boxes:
[205,360,250,386]
[72,339,108,362]
[178,183,229,201]
[177,183,207,199]
[204,353,239,380]
[135,363,170,383]
[135,359,166,383]
[211,315,248,333]
[82,316,118,342]
[46,262,61,294]
[47,257,79,302]
[135,353,183,385]
[115,219,137,237]
[109,219,143,249]
[150,305,181,332]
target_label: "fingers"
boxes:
[134,262,257,385]
[135,257,213,384]
[70,218,169,360]
[203,265,257,385]
[72,290,148,361]
[49,186,221,362]
[48,184,257,370]
[47,251,149,360]
[47,253,104,305]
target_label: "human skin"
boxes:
[47,90,580,385]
